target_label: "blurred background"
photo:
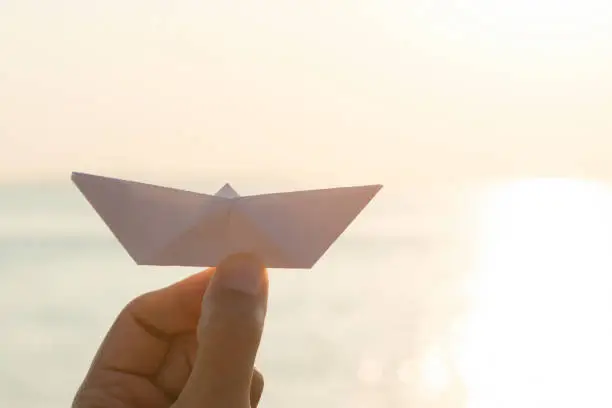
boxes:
[2,1,612,407]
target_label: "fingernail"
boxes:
[214,253,265,295]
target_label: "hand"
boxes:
[73,253,269,408]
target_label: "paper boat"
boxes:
[72,172,382,268]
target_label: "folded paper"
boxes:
[71,172,382,268]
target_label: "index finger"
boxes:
[86,268,214,377]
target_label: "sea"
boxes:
[2,178,612,408]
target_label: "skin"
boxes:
[73,253,269,408]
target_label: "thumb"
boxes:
[174,253,268,408]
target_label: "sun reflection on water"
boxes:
[455,179,612,407]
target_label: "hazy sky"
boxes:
[2,1,612,184]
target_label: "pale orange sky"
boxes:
[2,1,612,184]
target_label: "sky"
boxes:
[2,1,612,185]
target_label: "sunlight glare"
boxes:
[421,347,450,396]
[457,179,612,407]
[367,0,612,56]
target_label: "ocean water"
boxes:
[3,179,612,407]
[1,180,476,408]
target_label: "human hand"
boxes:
[73,253,268,408]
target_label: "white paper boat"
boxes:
[72,172,382,268]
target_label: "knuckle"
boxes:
[123,291,153,313]
[200,307,263,342]
[252,369,264,388]
[199,294,265,338]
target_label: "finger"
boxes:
[130,269,215,335]
[175,253,268,408]
[156,334,264,405]
[88,269,214,377]
[250,369,264,408]
[155,333,198,400]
